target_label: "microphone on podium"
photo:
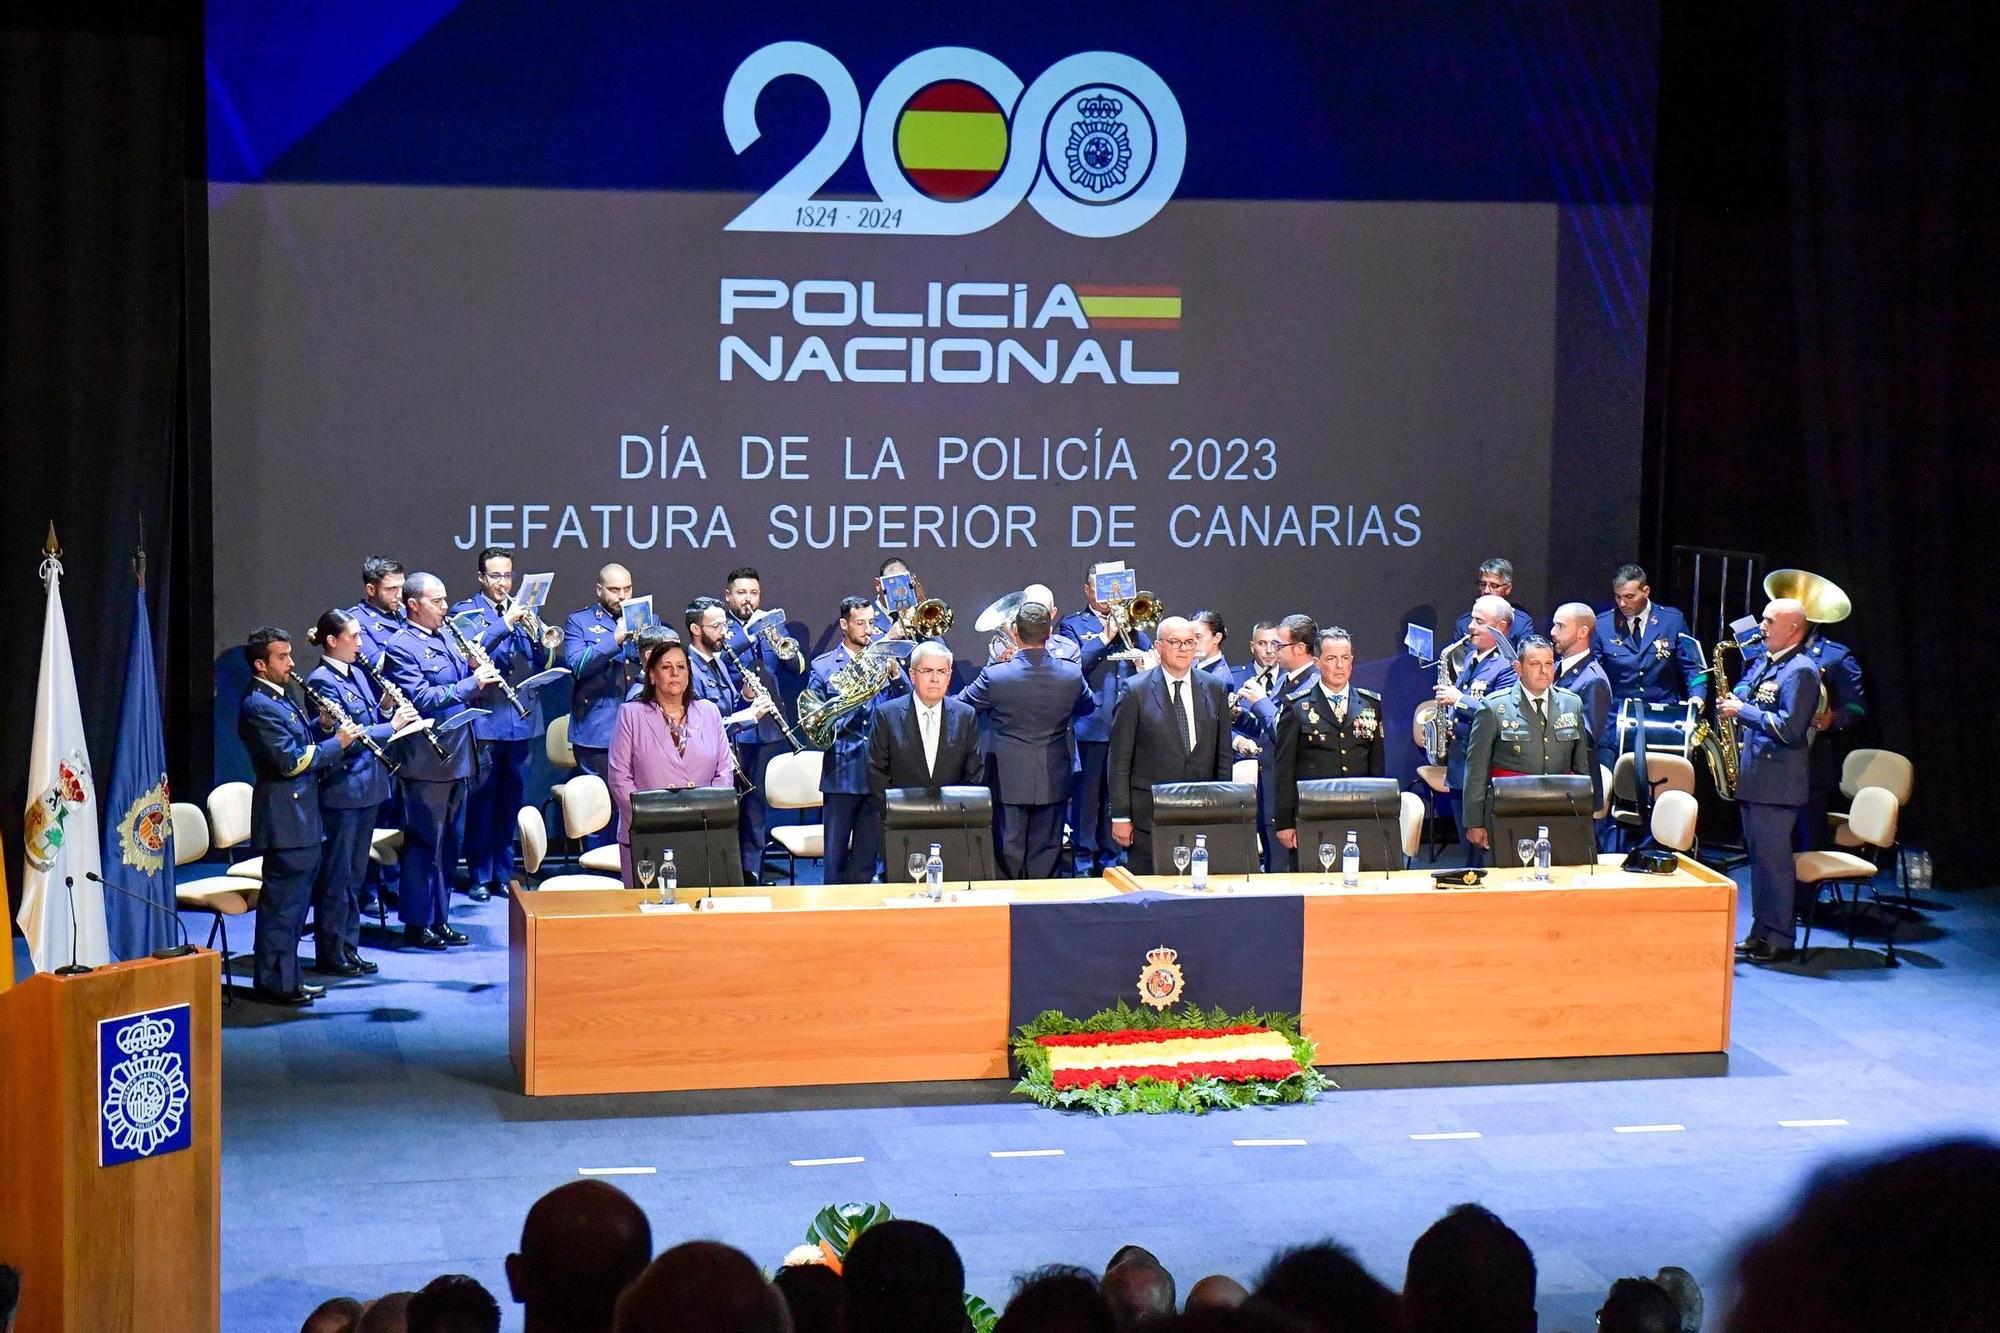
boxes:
[86,869,196,960]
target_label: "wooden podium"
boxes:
[0,952,221,1332]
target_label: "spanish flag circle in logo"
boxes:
[895,81,1009,202]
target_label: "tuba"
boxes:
[798,642,908,748]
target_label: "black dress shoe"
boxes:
[466,883,493,903]
[402,926,448,951]
[436,925,471,946]
[1742,939,1796,964]
[310,958,367,978]
[345,950,380,975]
[1734,936,1760,955]
[300,982,327,998]
[251,987,314,1007]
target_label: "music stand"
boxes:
[1294,777,1403,871]
[1148,781,1259,875]
[628,787,743,889]
[1489,774,1596,867]
[882,785,997,882]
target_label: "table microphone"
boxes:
[1366,799,1398,880]
[86,869,196,959]
[53,874,95,975]
[956,794,977,892]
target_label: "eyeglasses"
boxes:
[1158,636,1197,649]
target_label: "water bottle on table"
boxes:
[1532,825,1551,883]
[662,848,678,904]
[925,842,943,902]
[1341,830,1360,887]
[1190,834,1209,892]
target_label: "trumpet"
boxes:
[755,614,801,663]
[896,578,955,639]
[508,596,566,652]
[354,652,448,757]
[297,671,399,774]
[1105,590,1164,660]
[445,615,531,718]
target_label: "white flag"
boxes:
[18,555,109,970]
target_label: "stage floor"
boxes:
[116,868,1999,1333]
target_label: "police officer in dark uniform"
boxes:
[1438,595,1520,862]
[722,565,803,882]
[1724,599,1822,963]
[1451,557,1537,662]
[1460,636,1594,852]
[1552,601,1617,832]
[1060,564,1152,872]
[450,546,553,900]
[303,609,419,977]
[1273,627,1386,853]
[562,564,639,850]
[809,596,906,883]
[384,572,502,950]
[1239,613,1323,870]
[239,626,363,1005]
[1745,621,1867,849]
[870,556,912,639]
[347,555,408,912]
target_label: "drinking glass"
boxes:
[636,857,657,902]
[908,851,928,892]
[1318,841,1337,884]
[1516,839,1536,874]
[1172,844,1192,884]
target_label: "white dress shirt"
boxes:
[1160,668,1197,748]
[914,699,942,776]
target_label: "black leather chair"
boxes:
[628,787,743,889]
[1148,781,1260,876]
[883,785,998,883]
[1294,778,1403,872]
[1489,774,1596,868]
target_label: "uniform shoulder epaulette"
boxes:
[1356,687,1381,701]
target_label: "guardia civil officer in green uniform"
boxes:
[1461,635,1593,854]
[1273,627,1386,853]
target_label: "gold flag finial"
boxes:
[43,521,59,556]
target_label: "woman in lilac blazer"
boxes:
[607,640,736,883]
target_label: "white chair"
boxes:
[1609,752,1696,841]
[1796,786,1900,964]
[205,781,262,880]
[517,807,624,891]
[1595,764,1614,820]
[1231,757,1259,785]
[543,713,580,865]
[1827,749,1915,890]
[557,774,624,875]
[1398,791,1423,865]
[1411,704,1452,860]
[364,828,403,929]
[171,802,262,998]
[764,750,826,883]
[1596,790,1699,865]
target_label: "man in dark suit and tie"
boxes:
[1107,616,1233,872]
[869,641,983,802]
[1724,599,1821,963]
[954,601,1090,879]
[1552,601,1617,827]
[239,627,363,1004]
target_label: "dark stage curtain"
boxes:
[0,3,209,917]
[1648,4,2000,882]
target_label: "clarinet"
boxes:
[354,652,448,758]
[445,615,531,718]
[721,638,807,752]
[297,671,399,774]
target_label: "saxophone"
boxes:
[1423,633,1473,764]
[1692,637,1744,799]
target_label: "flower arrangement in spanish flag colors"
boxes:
[1012,1001,1330,1115]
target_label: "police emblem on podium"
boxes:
[1137,945,1186,1010]
[98,1004,193,1166]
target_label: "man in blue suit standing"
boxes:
[810,596,905,883]
[239,627,362,1005]
[1596,563,1709,712]
[955,600,1090,879]
[563,564,639,850]
[1059,564,1150,872]
[1552,601,1617,825]
[723,565,804,882]
[451,546,554,900]
[385,573,502,951]
[1436,596,1520,864]
[1724,598,1822,963]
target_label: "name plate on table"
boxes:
[696,895,772,913]
[636,901,693,914]
[882,888,1016,908]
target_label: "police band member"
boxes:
[305,610,418,978]
[720,566,797,883]
[1551,601,1617,823]
[871,556,912,640]
[1452,557,1536,652]
[1273,628,1385,854]
[1460,636,1594,852]
[811,596,906,883]
[239,627,363,1005]
[1744,619,1868,849]
[1107,616,1233,872]
[1235,613,1322,869]
[1722,599,1821,963]
[1437,595,1520,862]
[384,572,502,951]
[1061,564,1153,873]
[955,600,1090,879]
[1596,563,1708,712]
[563,564,639,849]
[868,640,983,805]
[451,547,552,901]
[349,555,407,666]
[1241,621,1283,698]
[993,583,1085,665]
[1190,609,1232,680]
